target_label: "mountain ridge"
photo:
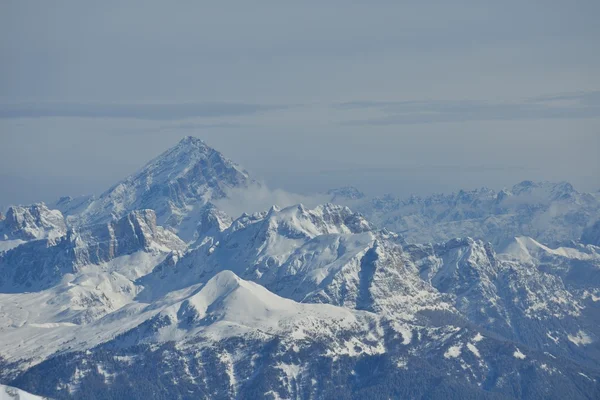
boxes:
[1,136,599,399]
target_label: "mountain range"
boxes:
[328,181,600,247]
[1,136,598,399]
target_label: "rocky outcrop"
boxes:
[0,210,185,292]
[0,203,66,241]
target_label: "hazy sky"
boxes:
[1,1,599,207]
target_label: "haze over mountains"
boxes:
[1,137,599,399]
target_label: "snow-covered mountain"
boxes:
[141,203,451,319]
[331,181,600,247]
[56,136,256,242]
[4,268,599,399]
[407,237,600,369]
[1,137,599,399]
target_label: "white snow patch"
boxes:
[275,362,302,393]
[513,348,526,359]
[333,337,386,357]
[546,332,559,344]
[29,322,78,328]
[466,343,481,358]
[472,333,484,342]
[568,331,593,346]
[578,372,593,381]
[219,351,237,392]
[390,321,413,345]
[97,364,115,384]
[264,390,284,400]
[444,344,462,359]
[540,363,558,375]
[395,358,408,369]
[114,355,136,365]
[0,239,26,252]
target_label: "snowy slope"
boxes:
[0,270,383,379]
[5,271,600,400]
[0,384,49,400]
[498,236,600,288]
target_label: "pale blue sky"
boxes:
[1,1,599,207]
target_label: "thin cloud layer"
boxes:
[339,91,600,126]
[0,102,287,120]
[215,184,330,219]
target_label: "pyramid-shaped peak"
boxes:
[206,270,244,290]
[71,136,254,241]
[114,136,248,198]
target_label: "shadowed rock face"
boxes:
[71,209,185,265]
[582,220,600,247]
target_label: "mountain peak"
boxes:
[168,136,213,156]
[178,135,207,146]
[137,137,227,180]
[69,138,254,241]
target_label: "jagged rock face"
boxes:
[72,209,186,266]
[0,204,66,241]
[60,137,255,241]
[0,236,77,291]
[193,203,233,242]
[332,181,600,247]
[0,210,185,292]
